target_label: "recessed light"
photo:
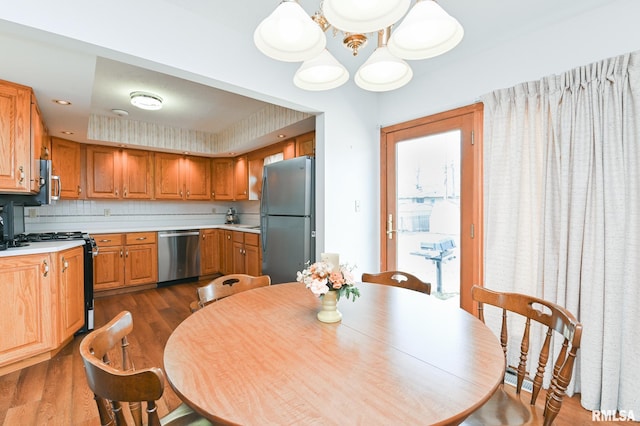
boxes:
[53,99,72,105]
[277,134,286,138]
[130,91,163,110]
[111,109,129,117]
[61,131,74,135]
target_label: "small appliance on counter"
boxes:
[225,207,239,224]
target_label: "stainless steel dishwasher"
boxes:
[157,230,200,284]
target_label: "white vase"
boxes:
[317,290,342,323]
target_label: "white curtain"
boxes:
[482,50,640,414]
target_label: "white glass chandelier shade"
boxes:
[130,91,163,110]
[355,46,413,92]
[322,0,410,33]
[294,49,349,91]
[254,0,326,62]
[388,0,464,60]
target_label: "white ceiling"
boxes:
[0,0,615,154]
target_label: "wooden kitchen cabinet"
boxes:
[296,131,315,157]
[0,253,54,370]
[200,228,222,276]
[212,158,234,200]
[51,137,83,199]
[55,245,85,343]
[222,230,234,275]
[234,155,249,200]
[86,146,153,199]
[0,79,34,193]
[232,231,261,275]
[124,232,158,286]
[93,232,157,292]
[155,153,210,200]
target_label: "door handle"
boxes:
[386,214,398,240]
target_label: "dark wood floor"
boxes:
[0,281,612,425]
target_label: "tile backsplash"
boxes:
[24,199,260,233]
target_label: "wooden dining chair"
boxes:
[189,274,271,312]
[361,270,431,295]
[462,285,583,426]
[79,311,212,426]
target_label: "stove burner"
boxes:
[24,231,87,242]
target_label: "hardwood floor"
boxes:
[0,282,612,425]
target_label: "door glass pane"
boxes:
[396,130,460,301]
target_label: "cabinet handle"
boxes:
[187,190,190,197]
[180,190,183,197]
[123,187,128,197]
[126,250,129,258]
[42,259,49,277]
[18,166,25,183]
[62,257,69,272]
[202,234,206,240]
[120,249,123,257]
[136,237,147,241]
[115,189,119,196]
[100,239,112,243]
[78,185,82,194]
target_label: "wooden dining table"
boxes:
[163,282,505,425]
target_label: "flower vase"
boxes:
[317,290,342,323]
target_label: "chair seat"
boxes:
[462,385,545,426]
[161,402,212,426]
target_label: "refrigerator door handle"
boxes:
[260,168,268,216]
[261,215,268,252]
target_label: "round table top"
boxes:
[164,282,505,425]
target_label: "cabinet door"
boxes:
[232,240,246,274]
[0,81,32,192]
[86,145,121,199]
[245,239,261,276]
[154,152,183,200]
[212,158,234,200]
[234,155,249,200]
[125,243,158,286]
[296,131,315,157]
[0,254,53,366]
[94,246,125,290]
[222,230,234,274]
[200,229,221,275]
[29,98,45,192]
[56,246,84,342]
[185,156,211,200]
[51,137,82,199]
[122,149,153,199]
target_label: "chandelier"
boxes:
[254,0,463,92]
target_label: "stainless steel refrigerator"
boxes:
[260,156,315,284]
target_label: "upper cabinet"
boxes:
[51,137,83,199]
[211,158,234,201]
[86,145,153,199]
[296,131,315,157]
[233,155,248,201]
[154,153,211,200]
[0,80,35,193]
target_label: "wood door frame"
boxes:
[380,103,483,313]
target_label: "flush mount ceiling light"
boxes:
[254,0,463,92]
[130,91,163,110]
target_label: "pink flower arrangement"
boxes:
[297,260,360,301]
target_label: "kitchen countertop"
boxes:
[1,224,259,258]
[0,240,85,258]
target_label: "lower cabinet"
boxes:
[200,228,222,276]
[56,246,85,343]
[94,232,158,292]
[232,231,261,275]
[0,246,84,375]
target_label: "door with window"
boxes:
[380,104,483,313]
